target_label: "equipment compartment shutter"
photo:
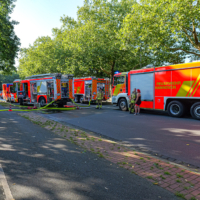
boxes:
[130,73,154,101]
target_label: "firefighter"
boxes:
[96,87,104,109]
[129,88,137,114]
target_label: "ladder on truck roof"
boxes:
[74,77,109,80]
[74,76,95,79]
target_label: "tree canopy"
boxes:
[0,71,19,90]
[121,0,200,65]
[18,0,200,79]
[19,0,146,79]
[0,0,20,72]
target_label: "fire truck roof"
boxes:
[13,79,21,82]
[2,83,13,87]
[25,73,73,80]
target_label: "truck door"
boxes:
[47,81,54,102]
[85,80,92,99]
[112,75,126,96]
[30,82,37,103]
[24,83,28,97]
[104,80,110,100]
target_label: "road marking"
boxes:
[0,164,14,200]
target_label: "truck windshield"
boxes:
[10,86,14,93]
[13,83,18,93]
[113,76,125,86]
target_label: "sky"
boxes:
[11,0,84,66]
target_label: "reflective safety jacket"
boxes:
[130,92,136,103]
[97,91,104,100]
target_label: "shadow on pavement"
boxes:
[0,111,179,200]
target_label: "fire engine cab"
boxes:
[112,61,200,120]
[2,83,16,102]
[13,73,74,107]
[74,77,110,103]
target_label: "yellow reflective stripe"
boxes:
[187,75,200,97]
[190,74,200,97]
[191,81,200,97]
[176,81,194,97]
[113,84,122,96]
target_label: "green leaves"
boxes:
[0,0,20,72]
[19,0,200,80]
[121,0,200,65]
[0,72,19,90]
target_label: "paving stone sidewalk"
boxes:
[19,112,200,200]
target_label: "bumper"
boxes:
[112,96,117,104]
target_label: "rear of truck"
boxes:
[74,77,110,103]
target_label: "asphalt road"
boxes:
[40,104,200,168]
[0,107,179,200]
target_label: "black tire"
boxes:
[190,102,200,120]
[38,97,46,107]
[167,101,185,118]
[119,98,128,111]
[19,98,23,105]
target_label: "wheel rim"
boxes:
[120,101,126,110]
[170,104,180,115]
[194,106,200,118]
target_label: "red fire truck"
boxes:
[112,61,200,120]
[74,77,110,103]
[2,83,16,102]
[13,73,74,107]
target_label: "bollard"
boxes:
[8,105,12,111]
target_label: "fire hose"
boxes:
[0,97,93,112]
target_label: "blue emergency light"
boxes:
[114,71,120,74]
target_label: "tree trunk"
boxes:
[109,61,115,99]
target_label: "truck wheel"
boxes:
[119,98,128,111]
[167,101,185,118]
[19,98,23,105]
[39,97,46,107]
[79,96,84,104]
[190,102,200,120]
